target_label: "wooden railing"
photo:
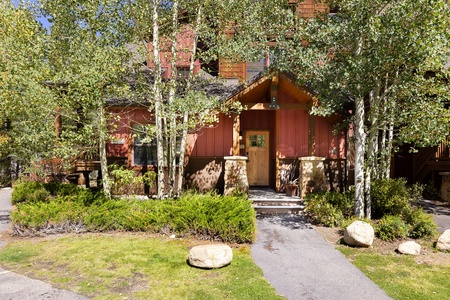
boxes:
[413,141,450,182]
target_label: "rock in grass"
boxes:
[437,230,450,252]
[188,244,233,269]
[398,241,421,255]
[343,221,374,247]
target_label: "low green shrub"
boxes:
[402,207,438,239]
[11,191,255,243]
[371,178,411,219]
[375,215,409,241]
[11,181,50,204]
[304,195,344,227]
[44,182,80,197]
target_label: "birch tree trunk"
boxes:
[364,80,382,219]
[98,103,111,198]
[152,0,165,198]
[354,95,366,218]
[167,0,178,197]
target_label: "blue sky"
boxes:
[13,0,51,31]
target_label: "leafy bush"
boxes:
[109,164,156,195]
[11,181,50,204]
[375,215,409,241]
[304,195,344,227]
[371,178,411,219]
[408,183,425,204]
[402,207,437,239]
[304,190,354,227]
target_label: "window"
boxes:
[249,134,266,147]
[177,67,190,79]
[133,124,157,166]
[132,124,182,166]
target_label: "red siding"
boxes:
[190,114,233,157]
[107,108,153,158]
[315,116,346,159]
[278,110,309,158]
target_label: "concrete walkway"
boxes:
[251,214,392,300]
[0,188,88,300]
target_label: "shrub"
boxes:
[375,215,409,241]
[371,178,411,219]
[11,181,50,204]
[11,190,256,243]
[408,183,425,204]
[304,195,344,227]
[402,207,438,239]
[44,182,80,197]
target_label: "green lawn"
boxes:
[338,246,450,300]
[0,234,284,300]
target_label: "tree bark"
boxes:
[98,104,111,198]
[152,0,165,199]
[354,95,366,218]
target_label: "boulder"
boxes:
[188,244,233,269]
[343,221,374,247]
[398,241,421,255]
[437,229,450,252]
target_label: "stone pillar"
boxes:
[299,156,327,198]
[224,156,249,196]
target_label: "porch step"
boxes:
[251,198,305,215]
[251,198,303,206]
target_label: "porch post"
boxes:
[308,113,316,156]
[224,156,249,196]
[232,115,240,155]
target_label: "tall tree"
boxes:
[284,0,450,218]
[40,0,133,197]
[0,2,56,178]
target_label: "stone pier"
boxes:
[224,156,249,196]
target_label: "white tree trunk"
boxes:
[152,0,165,199]
[364,81,381,219]
[167,0,178,197]
[98,104,111,198]
[354,95,366,218]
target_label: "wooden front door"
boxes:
[246,131,269,186]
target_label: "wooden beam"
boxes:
[308,114,316,156]
[232,115,240,155]
[245,102,310,110]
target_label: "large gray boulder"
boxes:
[188,244,233,269]
[343,221,374,247]
[437,229,450,252]
[398,241,421,255]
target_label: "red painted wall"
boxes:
[315,116,346,159]
[189,114,234,157]
[278,110,309,158]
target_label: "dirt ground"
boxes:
[313,198,450,267]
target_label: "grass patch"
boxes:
[0,234,284,300]
[337,246,450,300]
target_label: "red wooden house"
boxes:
[72,0,348,195]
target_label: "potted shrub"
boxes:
[285,178,298,197]
[283,157,299,197]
